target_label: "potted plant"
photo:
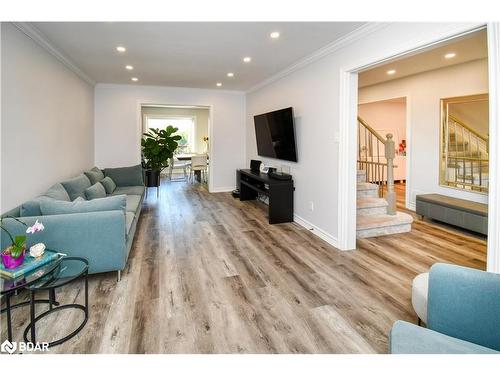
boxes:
[1,218,45,269]
[141,126,181,187]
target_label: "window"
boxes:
[145,116,196,153]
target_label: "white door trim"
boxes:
[338,23,498,269]
[486,22,500,273]
[136,102,215,193]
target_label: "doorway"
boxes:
[337,24,500,273]
[141,104,211,187]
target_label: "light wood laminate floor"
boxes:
[1,181,487,353]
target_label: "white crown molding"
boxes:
[12,22,96,86]
[246,22,391,94]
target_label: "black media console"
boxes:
[237,169,294,224]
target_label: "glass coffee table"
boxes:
[1,253,89,348]
[23,257,89,347]
[1,250,65,342]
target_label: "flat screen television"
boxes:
[253,107,298,162]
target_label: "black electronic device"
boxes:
[268,171,292,181]
[254,107,298,162]
[250,159,262,173]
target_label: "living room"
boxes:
[1,1,500,373]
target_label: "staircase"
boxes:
[357,116,413,238]
[356,170,413,238]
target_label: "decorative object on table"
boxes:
[0,249,60,279]
[0,218,45,269]
[29,243,46,258]
[141,126,181,188]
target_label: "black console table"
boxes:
[237,169,294,224]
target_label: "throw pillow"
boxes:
[84,182,106,200]
[40,195,126,216]
[60,175,92,200]
[100,176,117,194]
[43,183,71,201]
[84,167,105,185]
[20,196,53,217]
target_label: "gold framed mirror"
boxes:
[440,93,489,193]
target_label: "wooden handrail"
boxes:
[449,114,488,142]
[357,116,386,143]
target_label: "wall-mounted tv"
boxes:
[253,107,298,162]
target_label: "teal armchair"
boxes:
[390,263,500,354]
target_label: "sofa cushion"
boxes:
[85,182,107,200]
[126,195,142,213]
[390,320,498,354]
[104,164,143,187]
[20,196,54,217]
[43,183,71,201]
[84,167,105,185]
[100,177,117,194]
[111,186,146,197]
[40,195,126,216]
[60,175,92,201]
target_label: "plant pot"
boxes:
[145,169,161,187]
[1,247,26,269]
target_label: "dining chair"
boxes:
[169,156,190,181]
[189,154,208,183]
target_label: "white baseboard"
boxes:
[293,214,340,249]
[210,186,236,193]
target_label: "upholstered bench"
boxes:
[416,194,488,235]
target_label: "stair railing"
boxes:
[443,114,488,193]
[357,116,396,215]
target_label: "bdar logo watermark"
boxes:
[1,340,17,354]
[1,339,49,354]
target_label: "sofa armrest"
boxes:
[427,263,500,351]
[1,211,127,274]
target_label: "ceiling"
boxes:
[358,29,488,88]
[32,22,365,90]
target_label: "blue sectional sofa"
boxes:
[390,263,500,354]
[1,165,145,278]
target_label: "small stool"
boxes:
[412,272,429,325]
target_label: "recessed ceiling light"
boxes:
[125,65,134,70]
[131,77,138,82]
[116,46,126,52]
[243,57,252,63]
[445,52,456,59]
[270,31,280,39]
[387,69,396,75]
[227,72,234,77]
[216,82,222,87]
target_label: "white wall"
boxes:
[1,23,94,212]
[94,84,245,191]
[246,23,484,244]
[359,58,489,206]
[141,106,209,153]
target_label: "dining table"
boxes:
[175,153,209,182]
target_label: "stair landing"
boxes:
[356,169,412,238]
